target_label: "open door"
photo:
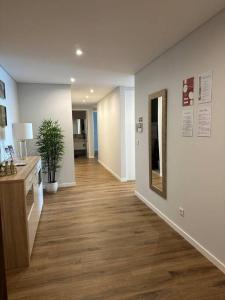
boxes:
[0,206,8,300]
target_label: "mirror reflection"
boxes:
[151,97,163,190]
[74,119,85,135]
[149,90,167,198]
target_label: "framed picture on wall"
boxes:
[0,81,6,99]
[0,105,7,127]
[8,145,15,159]
[4,147,10,159]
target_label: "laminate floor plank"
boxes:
[7,158,225,299]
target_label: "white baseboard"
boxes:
[98,159,127,182]
[43,182,76,189]
[59,182,76,188]
[120,177,128,182]
[135,190,225,274]
[88,156,95,159]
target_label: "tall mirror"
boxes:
[149,89,167,199]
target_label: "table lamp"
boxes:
[12,123,33,160]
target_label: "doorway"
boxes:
[72,110,88,159]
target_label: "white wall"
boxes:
[98,88,122,179]
[98,87,135,181]
[93,111,98,152]
[0,66,19,161]
[124,88,135,180]
[135,10,225,271]
[87,108,94,158]
[18,83,75,187]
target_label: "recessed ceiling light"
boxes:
[86,95,89,99]
[76,49,83,56]
[90,89,94,93]
[70,77,75,83]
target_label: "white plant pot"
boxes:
[46,182,58,193]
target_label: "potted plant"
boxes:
[36,119,64,193]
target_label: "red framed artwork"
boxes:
[183,77,194,106]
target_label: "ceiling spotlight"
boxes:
[90,89,94,93]
[70,77,75,83]
[86,95,89,99]
[76,49,83,56]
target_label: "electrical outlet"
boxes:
[179,207,184,217]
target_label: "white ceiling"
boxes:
[71,85,112,106]
[0,0,225,105]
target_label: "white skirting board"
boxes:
[59,182,76,188]
[98,160,127,182]
[135,190,225,274]
[43,182,76,189]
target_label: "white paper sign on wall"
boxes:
[182,108,194,137]
[198,71,212,104]
[197,104,212,137]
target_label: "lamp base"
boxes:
[18,140,28,160]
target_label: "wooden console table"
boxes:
[0,156,43,269]
[0,205,8,299]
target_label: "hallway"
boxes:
[7,159,225,300]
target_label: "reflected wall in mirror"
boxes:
[74,119,85,135]
[149,89,167,199]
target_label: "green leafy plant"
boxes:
[36,119,64,183]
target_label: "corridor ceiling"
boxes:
[0,0,225,104]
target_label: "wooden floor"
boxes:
[7,159,225,299]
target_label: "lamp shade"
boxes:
[13,123,33,140]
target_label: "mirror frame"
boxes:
[148,89,167,199]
